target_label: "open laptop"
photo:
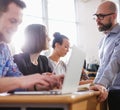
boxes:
[14,45,86,95]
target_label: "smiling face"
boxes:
[0,2,23,43]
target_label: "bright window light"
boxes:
[48,0,76,46]
[11,0,42,54]
[11,0,76,54]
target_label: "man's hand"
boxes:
[34,73,64,91]
[90,84,108,102]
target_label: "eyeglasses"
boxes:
[93,13,114,20]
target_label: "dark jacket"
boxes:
[13,53,52,75]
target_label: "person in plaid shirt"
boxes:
[0,0,63,93]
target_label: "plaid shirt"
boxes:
[0,42,22,77]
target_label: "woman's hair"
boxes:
[22,24,47,54]
[52,32,69,48]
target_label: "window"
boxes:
[11,0,120,55]
[11,0,77,54]
[47,0,76,45]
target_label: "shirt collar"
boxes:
[110,23,120,34]
[105,23,120,37]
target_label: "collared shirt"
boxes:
[94,24,120,89]
[0,42,22,77]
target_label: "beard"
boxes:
[98,19,112,32]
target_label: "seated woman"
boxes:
[48,32,92,85]
[48,32,70,75]
[13,24,63,91]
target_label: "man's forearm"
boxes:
[0,77,20,93]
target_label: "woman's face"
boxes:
[45,35,51,50]
[55,38,70,57]
[42,28,50,50]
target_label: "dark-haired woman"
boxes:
[48,32,93,85]
[48,32,70,75]
[13,24,63,91]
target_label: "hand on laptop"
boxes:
[33,73,64,91]
[46,73,64,90]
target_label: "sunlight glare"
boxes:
[11,29,25,54]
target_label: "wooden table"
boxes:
[0,90,106,110]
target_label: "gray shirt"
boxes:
[94,24,120,90]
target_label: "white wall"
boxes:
[76,0,104,64]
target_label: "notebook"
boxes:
[14,45,86,95]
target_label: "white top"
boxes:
[48,58,67,75]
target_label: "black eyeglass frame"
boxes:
[93,13,115,20]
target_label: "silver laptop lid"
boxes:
[61,45,86,94]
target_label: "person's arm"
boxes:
[0,73,63,93]
[0,77,22,93]
[33,73,64,91]
[90,84,108,102]
[0,74,41,93]
[94,40,120,88]
[91,40,120,102]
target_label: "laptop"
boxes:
[14,45,86,95]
